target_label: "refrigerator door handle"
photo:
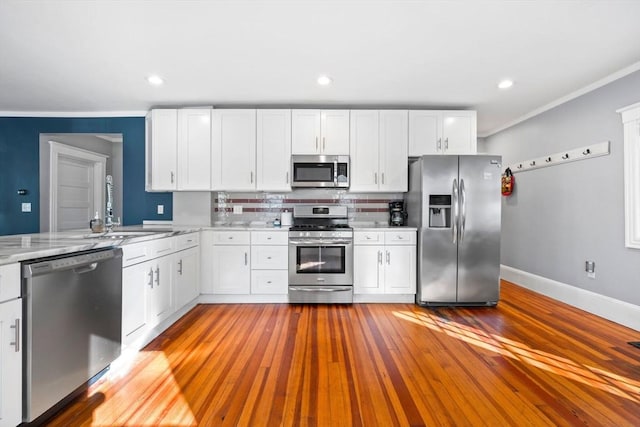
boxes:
[452,178,459,244]
[459,178,466,242]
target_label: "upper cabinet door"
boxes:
[409,110,440,156]
[146,109,178,191]
[321,110,350,155]
[379,110,408,192]
[291,109,321,154]
[441,111,477,154]
[177,109,211,191]
[349,110,380,192]
[408,110,477,156]
[211,109,257,191]
[257,109,292,192]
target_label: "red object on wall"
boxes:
[501,168,514,196]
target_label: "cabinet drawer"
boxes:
[212,231,250,245]
[150,236,176,257]
[121,241,152,267]
[176,232,199,250]
[251,231,288,245]
[354,231,384,245]
[385,231,416,245]
[251,245,288,269]
[0,263,20,302]
[251,270,288,294]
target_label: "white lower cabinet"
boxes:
[121,233,200,348]
[354,231,416,295]
[0,294,21,427]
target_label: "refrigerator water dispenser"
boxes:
[429,195,451,228]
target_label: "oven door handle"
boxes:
[289,240,352,246]
[289,287,350,292]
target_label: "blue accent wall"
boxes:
[0,116,172,236]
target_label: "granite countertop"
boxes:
[0,222,417,265]
[0,225,201,265]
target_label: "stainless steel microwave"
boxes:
[291,155,350,188]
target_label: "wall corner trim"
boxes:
[500,265,640,332]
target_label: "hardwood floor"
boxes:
[48,280,640,426]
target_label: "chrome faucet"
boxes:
[105,175,120,230]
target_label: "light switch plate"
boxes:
[157,205,164,215]
[21,202,31,212]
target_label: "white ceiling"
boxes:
[1,0,640,136]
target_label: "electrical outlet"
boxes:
[21,202,31,212]
[585,260,595,279]
[157,204,164,215]
[233,205,243,214]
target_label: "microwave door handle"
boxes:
[334,159,338,187]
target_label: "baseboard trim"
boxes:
[501,265,640,332]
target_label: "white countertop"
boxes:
[0,225,200,265]
[0,222,417,265]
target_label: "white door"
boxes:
[353,245,383,294]
[146,109,178,191]
[442,111,477,154]
[409,111,441,155]
[122,262,151,344]
[320,110,350,154]
[257,109,292,191]
[49,142,107,232]
[212,245,250,294]
[174,248,199,309]
[178,108,211,190]
[379,110,409,192]
[349,110,380,192]
[291,109,321,154]
[0,299,22,427]
[383,245,416,294]
[211,109,257,191]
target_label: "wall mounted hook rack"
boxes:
[507,141,610,174]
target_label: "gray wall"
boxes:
[485,70,640,306]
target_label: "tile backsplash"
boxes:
[213,189,404,225]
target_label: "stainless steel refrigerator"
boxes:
[405,155,502,306]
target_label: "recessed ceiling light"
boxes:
[147,75,164,86]
[498,79,514,89]
[317,75,332,86]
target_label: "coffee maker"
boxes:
[388,201,407,226]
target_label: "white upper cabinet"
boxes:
[146,109,178,191]
[292,109,350,155]
[409,110,477,156]
[146,108,212,191]
[350,110,408,192]
[177,109,211,190]
[257,109,292,192]
[211,109,257,191]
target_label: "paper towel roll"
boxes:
[281,210,292,226]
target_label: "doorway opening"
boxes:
[39,133,123,232]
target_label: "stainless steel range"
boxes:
[288,205,353,303]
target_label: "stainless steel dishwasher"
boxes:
[21,247,123,423]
